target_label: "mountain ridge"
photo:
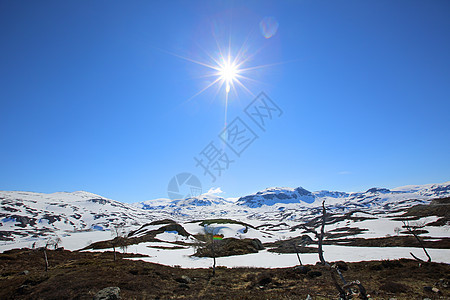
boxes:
[1,181,449,251]
[134,181,450,209]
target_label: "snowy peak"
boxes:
[236,186,315,208]
[175,195,230,207]
[234,182,450,208]
[134,182,450,210]
[135,194,232,210]
[295,187,313,196]
[313,190,349,198]
[365,187,391,194]
[1,181,450,252]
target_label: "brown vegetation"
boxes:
[193,238,264,258]
[0,248,449,299]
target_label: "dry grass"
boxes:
[0,248,449,299]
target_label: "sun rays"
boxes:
[163,32,283,128]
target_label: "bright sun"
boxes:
[170,38,270,100]
[218,57,239,94]
[170,39,272,127]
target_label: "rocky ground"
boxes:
[0,248,448,299]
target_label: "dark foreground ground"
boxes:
[0,248,448,299]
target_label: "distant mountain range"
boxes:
[1,181,449,247]
[135,181,450,209]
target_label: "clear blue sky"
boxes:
[1,0,449,203]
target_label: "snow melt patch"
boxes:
[125,244,450,268]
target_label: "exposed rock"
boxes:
[366,188,391,194]
[93,287,120,300]
[88,198,109,205]
[0,231,13,241]
[7,215,37,228]
[175,275,192,284]
[41,214,61,224]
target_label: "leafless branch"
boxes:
[402,220,431,262]
[300,225,319,238]
[292,242,302,266]
[330,267,347,299]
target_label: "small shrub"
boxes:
[334,261,348,271]
[307,270,322,278]
[369,264,383,271]
[380,281,408,293]
[381,260,403,269]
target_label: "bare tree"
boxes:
[210,234,217,276]
[54,236,62,249]
[43,243,49,272]
[394,227,401,236]
[200,226,222,276]
[36,235,63,272]
[300,201,327,265]
[318,201,327,265]
[47,235,62,250]
[110,224,127,261]
[42,238,52,272]
[402,220,431,262]
[301,201,368,300]
[120,234,129,254]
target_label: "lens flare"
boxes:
[259,16,279,39]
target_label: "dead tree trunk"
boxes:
[402,221,431,262]
[301,201,368,299]
[211,239,216,276]
[111,242,117,262]
[330,267,347,299]
[318,200,327,265]
[43,247,48,272]
[332,263,347,285]
[293,242,302,266]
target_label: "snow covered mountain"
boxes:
[136,194,232,210]
[1,181,449,252]
[236,187,316,207]
[235,182,450,208]
[0,191,154,243]
[134,181,450,212]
